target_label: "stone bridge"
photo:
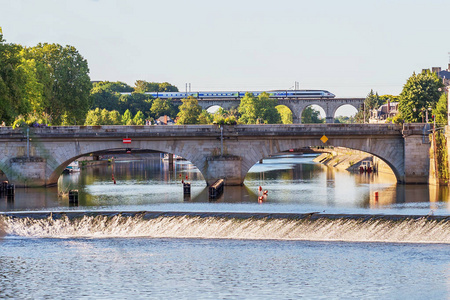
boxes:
[0,124,430,187]
[173,98,365,124]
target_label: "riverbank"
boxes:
[313,147,394,175]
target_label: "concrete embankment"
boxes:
[313,147,394,175]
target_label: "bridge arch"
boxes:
[332,104,359,121]
[275,105,294,124]
[45,141,211,187]
[300,104,326,124]
[231,137,404,185]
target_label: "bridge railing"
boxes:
[0,124,406,140]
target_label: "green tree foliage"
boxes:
[133,111,145,125]
[84,108,123,125]
[210,107,237,125]
[150,98,174,118]
[238,92,281,124]
[121,109,133,125]
[84,108,101,125]
[301,106,323,124]
[92,81,133,93]
[158,82,178,92]
[276,105,293,124]
[433,93,448,125]
[435,130,449,183]
[198,110,214,124]
[0,35,30,124]
[118,93,153,116]
[334,115,355,124]
[90,81,133,112]
[399,70,444,122]
[355,90,384,123]
[134,80,179,93]
[109,110,122,125]
[379,94,400,104]
[177,96,202,124]
[26,43,92,125]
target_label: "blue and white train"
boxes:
[122,90,335,99]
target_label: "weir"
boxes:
[1,211,450,243]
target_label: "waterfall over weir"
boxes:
[1,211,450,244]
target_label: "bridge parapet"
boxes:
[0,124,403,140]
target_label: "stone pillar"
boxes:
[402,124,430,184]
[292,115,301,124]
[8,157,48,187]
[205,156,243,186]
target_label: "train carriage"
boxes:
[122,90,335,99]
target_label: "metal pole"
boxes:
[27,127,30,158]
[220,126,223,157]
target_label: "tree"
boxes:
[84,108,102,125]
[355,90,384,123]
[433,93,448,125]
[133,111,145,125]
[0,34,31,124]
[238,92,281,124]
[150,98,174,118]
[28,43,92,125]
[134,80,159,93]
[301,106,323,123]
[177,96,202,124]
[109,110,122,125]
[276,105,293,124]
[92,81,133,93]
[118,93,153,116]
[398,70,444,122]
[198,110,213,124]
[90,81,133,112]
[122,109,133,125]
[134,80,179,93]
[158,82,178,92]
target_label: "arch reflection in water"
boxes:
[1,153,449,214]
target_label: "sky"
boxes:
[1,0,450,104]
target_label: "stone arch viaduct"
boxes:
[0,124,429,187]
[174,98,365,124]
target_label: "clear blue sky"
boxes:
[1,0,449,99]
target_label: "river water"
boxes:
[1,154,450,299]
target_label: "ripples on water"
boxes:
[1,154,450,298]
[1,216,449,299]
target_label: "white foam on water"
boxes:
[1,214,450,244]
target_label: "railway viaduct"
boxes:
[0,123,430,187]
[173,98,365,124]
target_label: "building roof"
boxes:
[438,70,450,80]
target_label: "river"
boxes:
[1,154,449,299]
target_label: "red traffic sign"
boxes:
[123,138,131,144]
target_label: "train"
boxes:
[121,90,335,99]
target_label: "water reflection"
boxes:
[0,154,449,215]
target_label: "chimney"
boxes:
[164,115,167,125]
[432,67,441,74]
[387,100,390,112]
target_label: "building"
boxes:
[155,115,175,125]
[369,101,399,123]
[430,64,450,87]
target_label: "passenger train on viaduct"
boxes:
[122,90,335,99]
